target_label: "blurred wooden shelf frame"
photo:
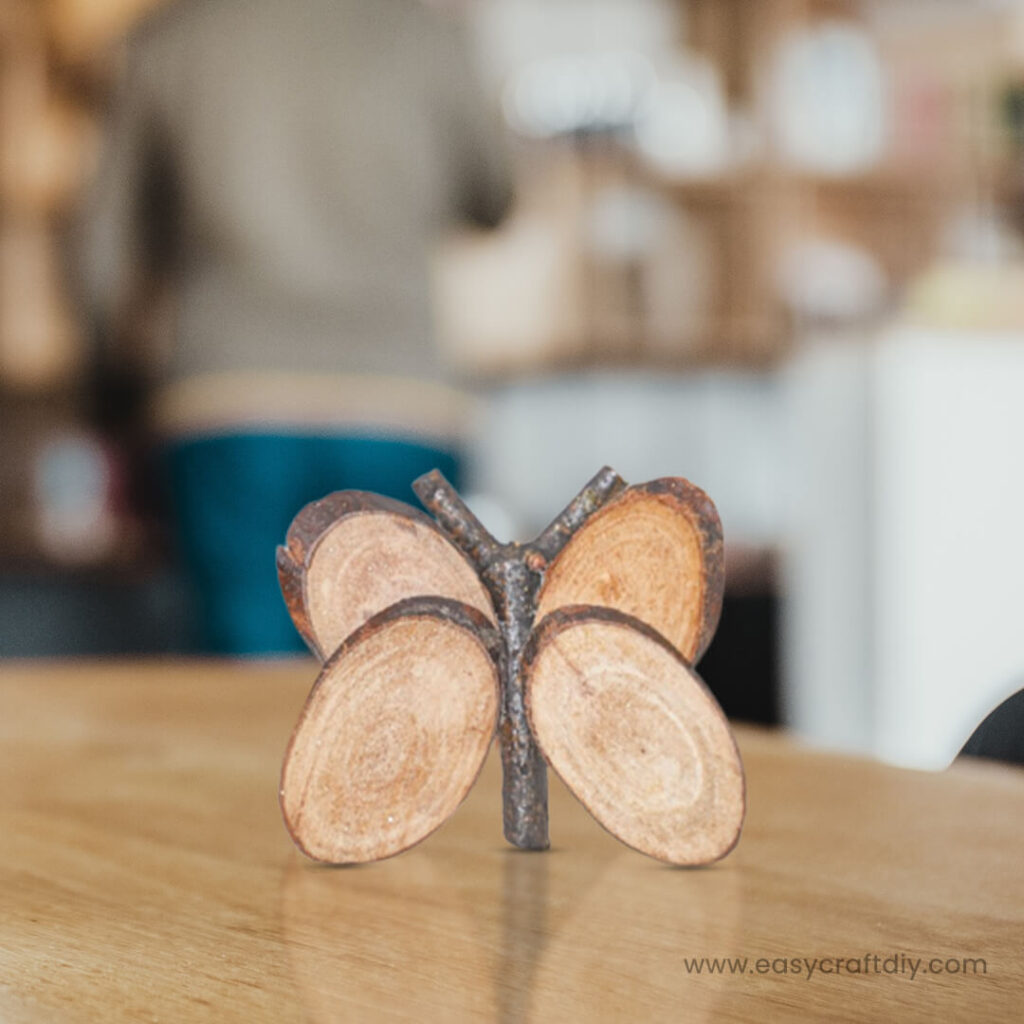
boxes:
[441,0,1019,377]
[661,0,1017,365]
[2,0,1021,390]
[0,0,166,387]
[0,0,164,572]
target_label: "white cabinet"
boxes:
[785,329,1024,767]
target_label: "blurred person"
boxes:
[72,0,513,654]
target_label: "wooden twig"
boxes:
[412,470,501,567]
[533,465,626,562]
[412,468,627,851]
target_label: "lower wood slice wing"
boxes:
[523,607,745,866]
[280,598,500,864]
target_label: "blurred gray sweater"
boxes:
[76,0,512,391]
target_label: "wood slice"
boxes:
[535,478,724,664]
[523,607,744,865]
[280,597,501,864]
[277,491,495,660]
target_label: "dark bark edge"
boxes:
[636,477,725,663]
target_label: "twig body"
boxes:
[413,467,625,850]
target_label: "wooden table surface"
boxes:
[1,661,1021,1023]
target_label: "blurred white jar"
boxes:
[769,20,888,176]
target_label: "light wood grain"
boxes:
[524,607,744,865]
[277,491,494,660]
[0,660,1022,1023]
[535,479,723,664]
[280,599,500,864]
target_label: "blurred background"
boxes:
[2,0,1024,769]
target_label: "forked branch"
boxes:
[413,470,501,566]
[412,467,627,850]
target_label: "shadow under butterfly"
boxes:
[276,467,745,866]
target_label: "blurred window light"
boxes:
[472,0,679,90]
[503,51,655,138]
[32,432,117,565]
[585,185,665,261]
[940,208,1024,265]
[777,239,889,323]
[633,56,730,177]
[770,21,888,175]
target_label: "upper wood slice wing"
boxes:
[280,597,501,864]
[523,606,745,866]
[535,478,724,665]
[277,491,496,660]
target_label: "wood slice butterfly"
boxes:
[277,468,745,866]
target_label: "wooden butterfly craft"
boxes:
[277,467,745,867]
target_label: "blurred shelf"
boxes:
[453,329,790,383]
[645,162,969,202]
[793,168,968,203]
[641,169,788,204]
